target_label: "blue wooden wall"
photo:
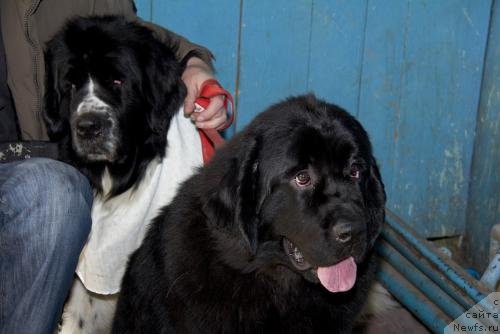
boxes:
[135,0,499,266]
[464,1,500,267]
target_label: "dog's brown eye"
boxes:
[294,171,311,187]
[350,165,361,180]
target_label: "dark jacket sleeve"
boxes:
[136,19,214,70]
[119,1,214,68]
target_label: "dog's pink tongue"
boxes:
[317,257,357,293]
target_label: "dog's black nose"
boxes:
[333,222,352,243]
[76,115,107,138]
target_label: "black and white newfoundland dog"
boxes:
[43,16,203,333]
[113,95,386,333]
[44,15,186,194]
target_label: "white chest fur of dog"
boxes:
[57,109,203,334]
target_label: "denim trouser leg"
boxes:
[0,158,92,334]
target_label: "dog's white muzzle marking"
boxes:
[71,78,119,161]
[76,79,112,116]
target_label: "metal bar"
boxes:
[381,224,477,310]
[376,240,467,320]
[376,259,453,333]
[385,209,490,302]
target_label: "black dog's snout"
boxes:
[333,222,352,243]
[76,114,110,138]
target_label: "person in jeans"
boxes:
[0,1,227,333]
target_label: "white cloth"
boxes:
[76,107,203,294]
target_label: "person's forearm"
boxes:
[185,57,214,74]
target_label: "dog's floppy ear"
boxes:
[141,38,187,154]
[365,157,386,247]
[43,45,69,141]
[203,135,262,256]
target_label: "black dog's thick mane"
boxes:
[44,16,188,196]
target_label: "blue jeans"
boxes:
[0,158,92,334]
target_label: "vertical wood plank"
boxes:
[359,0,492,236]
[134,0,152,21]
[465,1,500,268]
[356,0,409,229]
[236,0,313,129]
[148,0,240,99]
[308,0,367,114]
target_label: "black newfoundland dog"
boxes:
[113,95,386,333]
[43,15,187,196]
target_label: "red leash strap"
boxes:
[194,79,235,164]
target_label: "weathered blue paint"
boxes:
[377,259,453,333]
[134,0,152,21]
[379,211,497,330]
[376,242,495,332]
[376,240,467,319]
[135,0,499,265]
[464,1,500,268]
[145,0,240,104]
[307,0,368,113]
[356,0,413,236]
[358,1,492,237]
[236,0,313,128]
[385,211,491,305]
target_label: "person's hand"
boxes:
[182,57,227,130]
